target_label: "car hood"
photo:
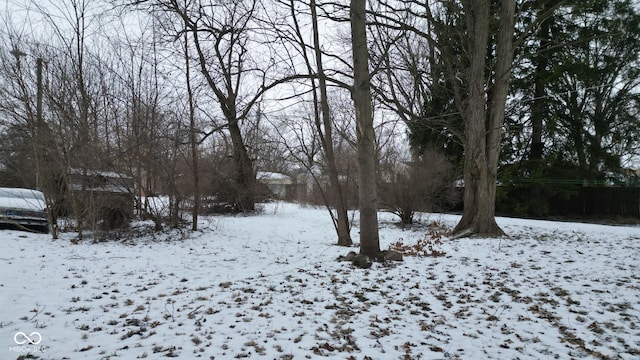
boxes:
[0,188,47,212]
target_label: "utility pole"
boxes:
[9,49,57,238]
[36,57,43,190]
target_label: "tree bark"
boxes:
[350,0,380,256]
[184,21,200,230]
[453,0,515,237]
[228,117,255,212]
[311,0,352,246]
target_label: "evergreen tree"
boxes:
[501,0,640,216]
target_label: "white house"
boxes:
[257,171,294,199]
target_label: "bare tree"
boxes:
[183,14,200,230]
[309,0,352,246]
[371,0,516,237]
[442,0,515,237]
[23,0,111,239]
[106,18,170,230]
[350,0,380,256]
[129,0,307,212]
[276,0,354,245]
[182,0,257,211]
[380,147,458,225]
[0,37,60,238]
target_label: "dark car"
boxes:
[0,187,49,233]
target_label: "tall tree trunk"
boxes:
[453,0,515,237]
[486,0,515,231]
[311,0,352,246]
[227,117,255,212]
[527,2,553,214]
[530,1,553,161]
[184,20,200,230]
[186,11,256,213]
[350,0,380,256]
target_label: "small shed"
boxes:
[257,171,295,199]
[69,169,134,229]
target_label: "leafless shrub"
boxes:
[380,148,459,224]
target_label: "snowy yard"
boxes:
[1,202,640,359]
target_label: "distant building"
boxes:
[68,169,134,229]
[257,171,296,199]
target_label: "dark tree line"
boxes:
[503,0,640,217]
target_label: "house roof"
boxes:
[257,171,293,185]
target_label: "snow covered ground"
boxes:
[1,202,639,359]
